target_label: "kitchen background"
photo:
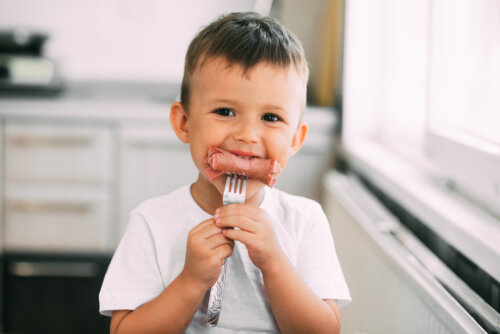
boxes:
[0,0,345,333]
[1,0,499,333]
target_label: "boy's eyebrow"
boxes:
[210,98,238,105]
[261,104,294,118]
[262,104,289,113]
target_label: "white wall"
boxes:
[0,0,255,82]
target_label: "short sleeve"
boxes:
[296,202,351,308]
[99,211,164,316]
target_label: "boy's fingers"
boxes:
[216,204,267,221]
[206,233,234,250]
[215,215,256,233]
[190,219,224,240]
[198,222,224,239]
[222,228,253,245]
[214,243,234,259]
[190,218,216,234]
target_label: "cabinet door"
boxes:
[3,183,111,252]
[119,124,197,237]
[4,121,112,182]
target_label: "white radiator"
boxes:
[323,171,488,334]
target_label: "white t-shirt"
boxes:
[99,185,351,333]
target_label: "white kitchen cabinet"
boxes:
[274,107,337,201]
[1,119,116,252]
[119,122,197,237]
[4,121,112,183]
[3,183,111,252]
[276,151,333,201]
[0,111,197,251]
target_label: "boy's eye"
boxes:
[214,108,234,116]
[262,113,281,122]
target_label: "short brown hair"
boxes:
[180,12,309,109]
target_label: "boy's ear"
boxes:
[290,122,308,156]
[170,102,189,143]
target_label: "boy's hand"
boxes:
[181,218,234,290]
[214,205,285,272]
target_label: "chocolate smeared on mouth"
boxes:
[204,146,282,187]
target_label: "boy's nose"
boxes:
[233,121,259,143]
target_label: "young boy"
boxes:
[99,12,350,333]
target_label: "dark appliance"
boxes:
[1,252,111,334]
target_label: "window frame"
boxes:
[425,126,500,217]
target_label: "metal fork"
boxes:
[207,174,247,326]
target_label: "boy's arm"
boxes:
[262,256,341,334]
[110,218,234,334]
[110,273,206,334]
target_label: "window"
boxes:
[426,0,500,215]
[342,0,500,217]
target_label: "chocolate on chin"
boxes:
[204,146,282,187]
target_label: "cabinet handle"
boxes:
[126,140,186,150]
[6,135,92,148]
[9,261,100,278]
[6,200,92,214]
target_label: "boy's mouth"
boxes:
[204,146,281,187]
[227,149,262,159]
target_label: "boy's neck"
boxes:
[190,174,265,215]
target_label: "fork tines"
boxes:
[226,173,247,194]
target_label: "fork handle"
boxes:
[207,258,228,326]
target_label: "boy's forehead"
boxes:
[193,56,306,84]
[195,57,242,78]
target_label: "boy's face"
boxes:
[172,57,307,201]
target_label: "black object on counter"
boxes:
[0,30,48,56]
[0,29,63,96]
